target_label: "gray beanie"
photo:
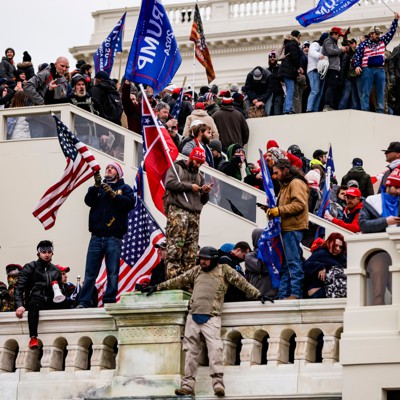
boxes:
[209,139,222,153]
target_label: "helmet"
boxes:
[198,246,219,260]
[288,144,301,156]
[71,74,86,87]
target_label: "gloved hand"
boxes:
[266,207,279,218]
[94,171,102,187]
[141,285,158,296]
[259,294,274,304]
[101,183,116,198]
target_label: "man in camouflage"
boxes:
[164,147,212,279]
[143,246,273,397]
[0,264,22,312]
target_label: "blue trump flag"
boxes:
[125,0,182,94]
[326,143,336,181]
[170,87,183,119]
[296,0,359,28]
[93,12,126,75]
[257,149,283,289]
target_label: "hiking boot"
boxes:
[214,387,225,396]
[29,337,39,350]
[323,105,334,112]
[175,387,195,396]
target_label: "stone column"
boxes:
[322,335,339,365]
[40,345,64,372]
[222,339,237,365]
[295,336,317,364]
[64,344,89,372]
[90,344,115,371]
[105,290,190,398]
[0,347,17,372]
[240,338,262,366]
[267,337,290,366]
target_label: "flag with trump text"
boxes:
[125,0,182,94]
[33,116,100,230]
[93,12,126,75]
[141,95,179,214]
[190,4,216,83]
[95,171,165,306]
[257,149,283,289]
[296,0,359,27]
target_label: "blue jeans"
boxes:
[283,78,295,113]
[360,67,385,113]
[278,230,304,299]
[307,70,325,112]
[79,235,122,307]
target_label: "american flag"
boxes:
[142,95,179,214]
[190,4,216,83]
[326,143,336,181]
[257,149,283,289]
[95,197,165,306]
[32,115,100,230]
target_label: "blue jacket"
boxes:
[85,179,135,238]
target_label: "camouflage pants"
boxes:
[165,205,200,279]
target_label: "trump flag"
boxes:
[125,0,182,94]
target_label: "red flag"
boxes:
[141,97,179,214]
[190,4,216,83]
[33,116,100,230]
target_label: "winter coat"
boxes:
[121,82,141,134]
[90,80,122,125]
[245,228,278,298]
[206,103,220,117]
[359,194,400,233]
[17,61,35,80]
[277,176,309,231]
[303,247,346,293]
[278,36,302,80]
[341,167,374,198]
[212,105,249,151]
[14,259,62,308]
[182,109,219,139]
[307,41,323,73]
[218,143,251,181]
[245,66,273,103]
[0,57,15,79]
[322,35,342,71]
[267,65,285,95]
[85,179,135,239]
[331,201,363,233]
[7,116,30,140]
[164,159,209,214]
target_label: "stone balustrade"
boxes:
[0,292,345,399]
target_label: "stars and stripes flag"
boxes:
[93,12,126,75]
[141,94,179,214]
[190,4,216,83]
[257,149,283,289]
[95,168,165,306]
[32,115,100,230]
[326,143,336,181]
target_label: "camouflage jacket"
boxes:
[157,264,260,316]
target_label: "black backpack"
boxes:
[106,91,123,124]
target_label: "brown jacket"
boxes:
[277,177,309,231]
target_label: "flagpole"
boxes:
[139,84,189,202]
[117,8,127,84]
[192,43,196,104]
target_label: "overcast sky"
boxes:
[0,0,179,69]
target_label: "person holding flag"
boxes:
[77,162,135,308]
[268,159,309,299]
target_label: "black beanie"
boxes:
[5,48,15,56]
[23,51,32,62]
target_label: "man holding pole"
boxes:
[163,147,213,279]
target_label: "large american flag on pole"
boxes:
[142,95,179,214]
[32,115,100,230]
[95,169,165,305]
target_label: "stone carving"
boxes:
[119,326,182,344]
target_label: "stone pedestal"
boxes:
[105,290,190,398]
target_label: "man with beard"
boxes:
[0,47,16,79]
[354,13,399,113]
[164,148,212,279]
[14,241,62,349]
[266,50,284,116]
[181,121,213,167]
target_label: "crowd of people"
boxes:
[2,20,400,396]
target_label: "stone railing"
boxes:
[0,292,345,399]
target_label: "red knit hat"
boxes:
[266,140,279,150]
[386,168,400,188]
[189,147,206,164]
[107,162,124,178]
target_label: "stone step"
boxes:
[86,395,341,400]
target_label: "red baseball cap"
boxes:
[331,27,345,36]
[56,264,70,273]
[189,147,206,164]
[345,188,361,197]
